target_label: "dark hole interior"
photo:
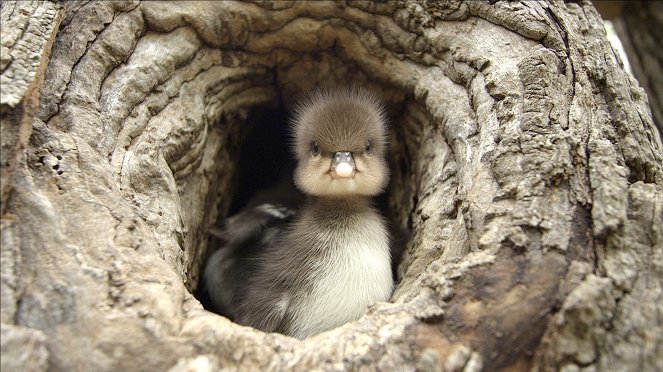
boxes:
[195,95,410,319]
[227,106,295,215]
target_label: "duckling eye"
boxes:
[364,140,372,153]
[310,141,320,156]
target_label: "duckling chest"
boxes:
[289,214,393,337]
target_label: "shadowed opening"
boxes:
[194,85,415,324]
[227,106,295,215]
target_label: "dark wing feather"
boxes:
[202,203,295,317]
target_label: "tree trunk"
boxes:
[613,1,663,140]
[0,0,60,215]
[1,1,661,371]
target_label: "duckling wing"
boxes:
[223,203,296,246]
[202,203,295,317]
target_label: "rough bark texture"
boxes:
[1,1,661,371]
[0,0,61,214]
[613,1,663,140]
[0,2,61,370]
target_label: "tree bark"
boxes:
[1,2,60,370]
[613,1,663,140]
[0,0,61,214]
[1,1,661,371]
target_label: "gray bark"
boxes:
[1,2,60,370]
[1,1,661,371]
[0,0,60,214]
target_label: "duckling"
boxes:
[203,87,393,339]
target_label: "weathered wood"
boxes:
[0,0,61,214]
[0,2,61,370]
[0,1,661,371]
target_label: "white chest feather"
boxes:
[288,214,393,339]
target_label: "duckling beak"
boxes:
[330,151,356,178]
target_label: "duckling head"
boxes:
[291,87,389,197]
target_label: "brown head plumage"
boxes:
[290,87,389,197]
